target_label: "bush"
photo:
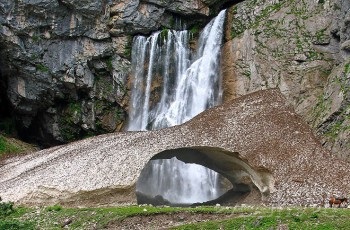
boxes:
[0,220,35,230]
[0,201,14,216]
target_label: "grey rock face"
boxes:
[109,1,166,36]
[59,0,104,15]
[0,0,128,145]
[0,0,221,145]
[222,0,350,161]
[0,90,348,207]
[143,0,210,16]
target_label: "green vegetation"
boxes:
[160,27,169,40]
[46,204,63,212]
[2,205,350,229]
[0,201,15,217]
[230,1,285,39]
[315,28,328,43]
[123,36,133,59]
[175,207,350,229]
[31,35,40,42]
[324,120,344,141]
[169,15,175,28]
[345,63,350,74]
[311,92,329,126]
[106,56,113,71]
[0,201,35,230]
[0,135,21,156]
[35,63,49,72]
[68,101,82,114]
[189,24,201,37]
[318,62,350,141]
[115,109,124,121]
[58,101,82,142]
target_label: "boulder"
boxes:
[0,89,348,207]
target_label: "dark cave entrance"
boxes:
[0,51,16,136]
[136,147,267,206]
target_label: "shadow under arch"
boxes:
[136,146,274,206]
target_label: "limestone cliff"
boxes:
[222,0,350,160]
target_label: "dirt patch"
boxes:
[106,212,237,229]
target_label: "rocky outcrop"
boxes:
[0,89,348,207]
[222,0,350,160]
[0,0,230,146]
[0,0,130,145]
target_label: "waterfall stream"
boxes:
[128,10,227,204]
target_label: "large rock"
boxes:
[222,0,350,161]
[0,89,348,207]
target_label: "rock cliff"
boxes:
[0,89,348,207]
[222,0,350,160]
[0,0,231,146]
[1,0,350,159]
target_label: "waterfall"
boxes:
[129,10,227,204]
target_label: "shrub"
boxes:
[0,220,35,230]
[0,201,14,216]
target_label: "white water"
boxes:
[129,10,227,204]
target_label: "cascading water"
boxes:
[129,10,228,204]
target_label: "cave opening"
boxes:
[136,147,267,206]
[0,51,16,136]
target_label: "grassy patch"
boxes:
[0,135,22,156]
[0,203,35,230]
[174,207,350,229]
[2,205,350,229]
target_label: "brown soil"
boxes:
[106,212,238,230]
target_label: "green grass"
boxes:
[2,205,350,229]
[174,207,350,229]
[0,135,22,156]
